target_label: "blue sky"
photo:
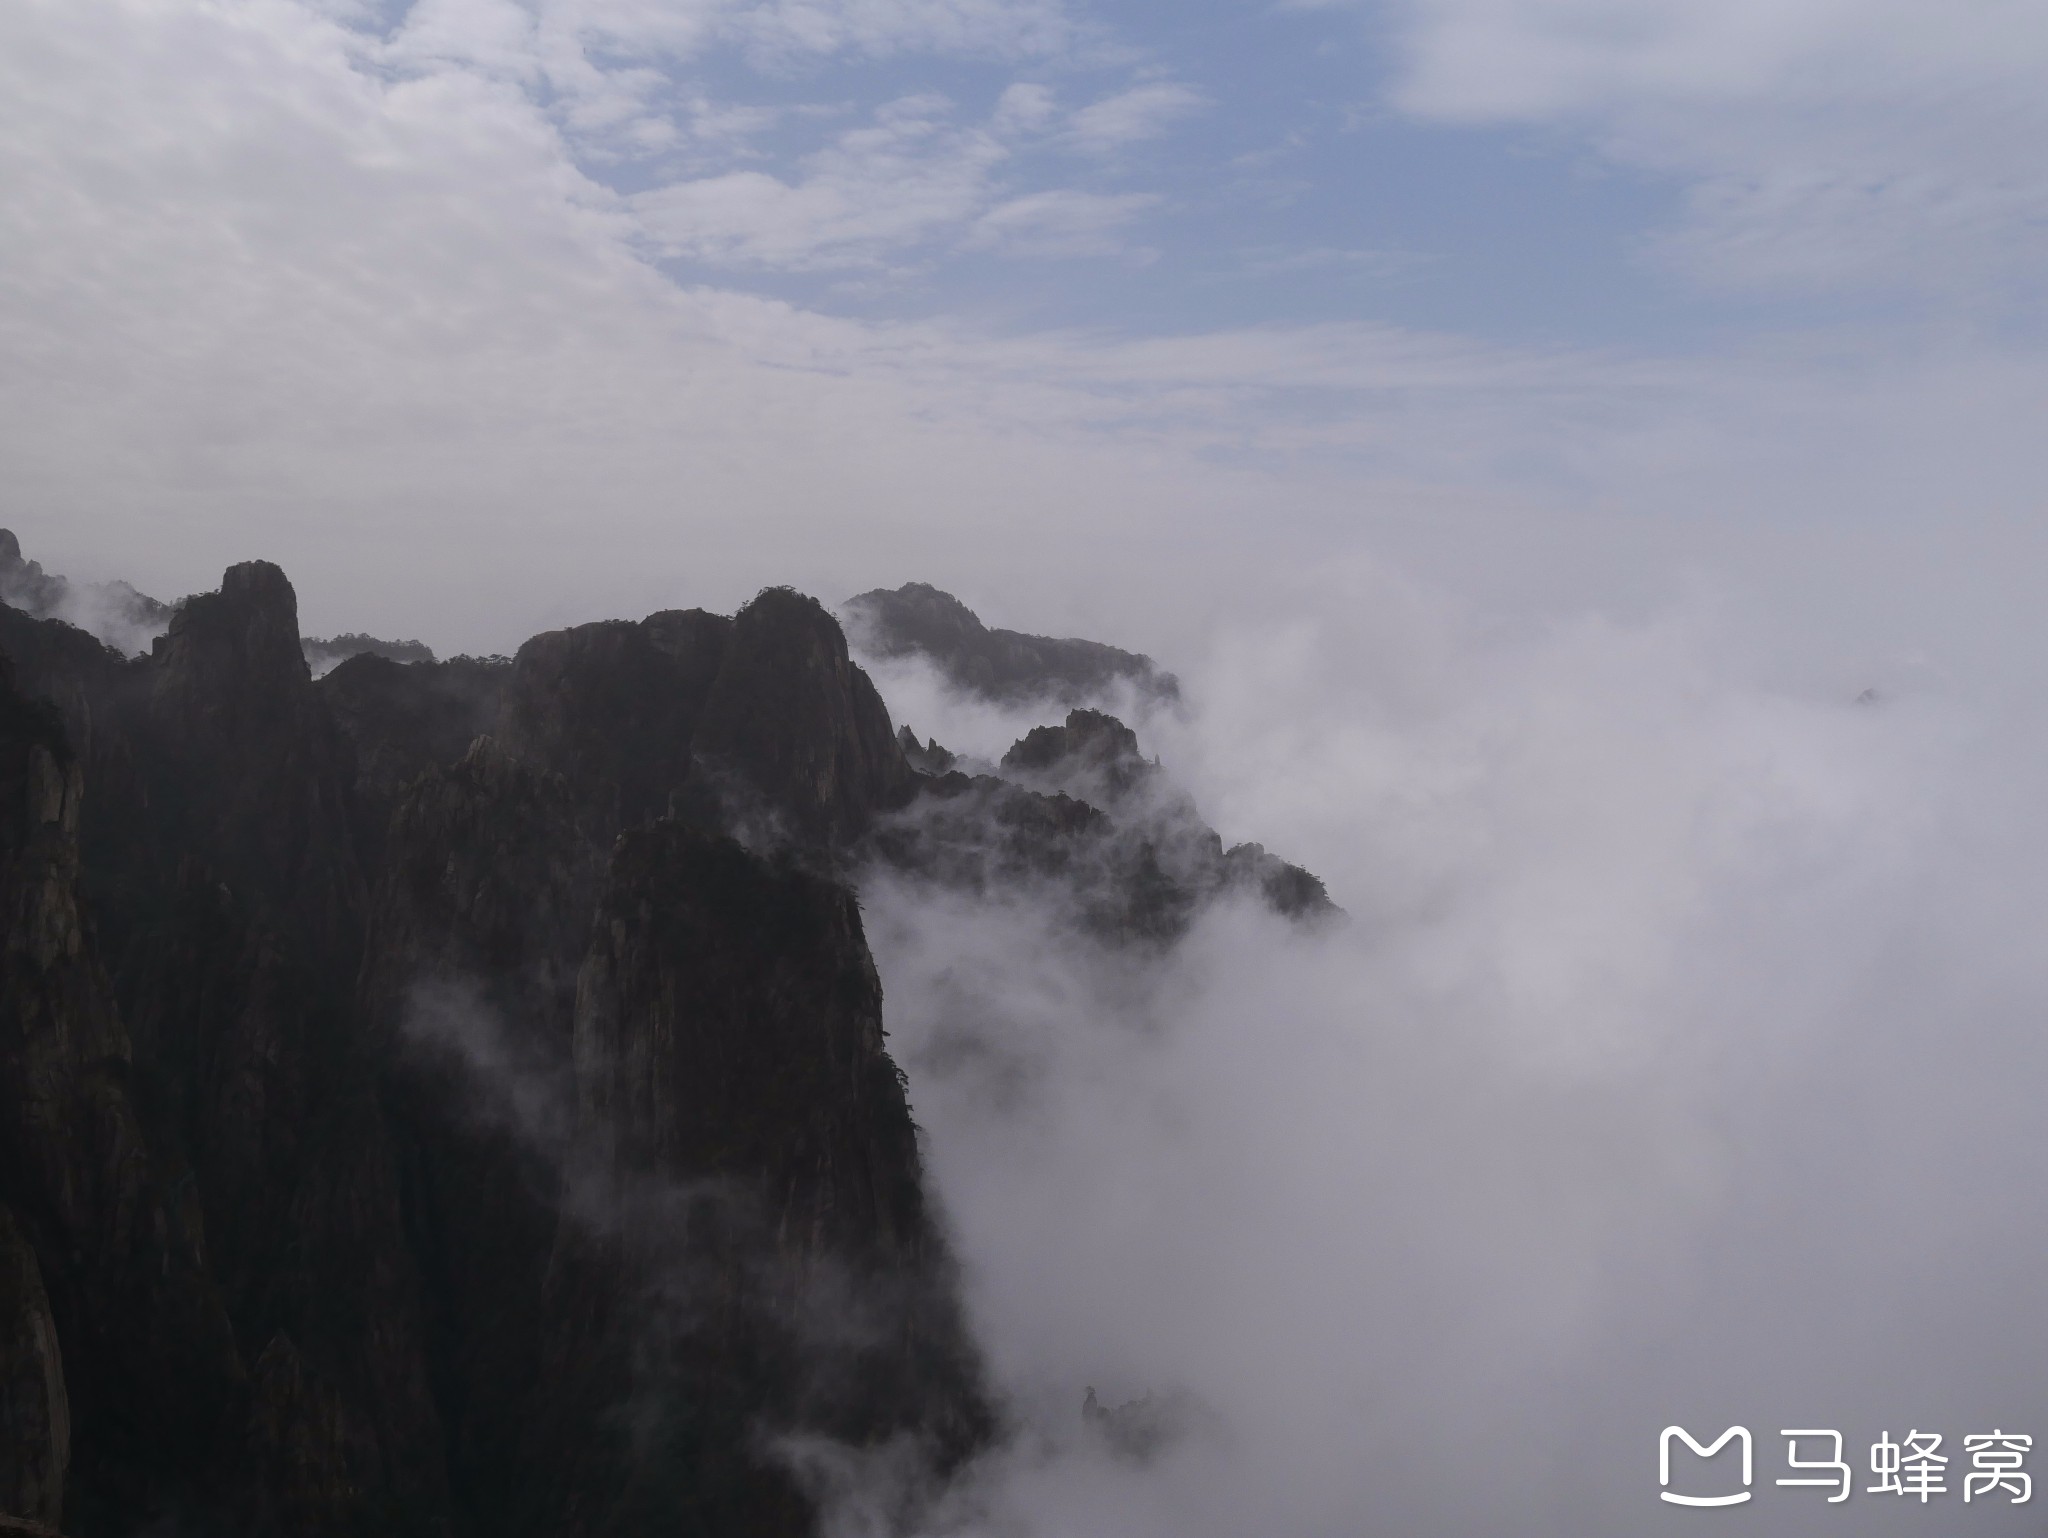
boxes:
[3,0,2046,655]
[662,24,1692,349]
[366,0,2030,346]
[356,0,1782,346]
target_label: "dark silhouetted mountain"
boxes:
[1001,707,1158,804]
[0,646,247,1538]
[0,547,983,1538]
[547,824,988,1530]
[842,582,1179,706]
[1,531,1325,1537]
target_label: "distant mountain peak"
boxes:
[841,582,1179,707]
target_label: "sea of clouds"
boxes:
[844,558,2048,1537]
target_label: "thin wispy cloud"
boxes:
[730,0,1083,63]
[1062,79,1206,152]
[630,87,1179,269]
[965,189,1160,259]
[3,0,2045,666]
[633,94,1011,269]
[1239,244,1418,278]
[1381,0,2048,298]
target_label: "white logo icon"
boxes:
[1660,1425,1753,1507]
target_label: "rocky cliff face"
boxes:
[0,649,246,1536]
[532,825,987,1535]
[356,736,598,1538]
[0,1202,67,1531]
[4,563,448,1538]
[0,544,984,1538]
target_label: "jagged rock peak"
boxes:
[1221,841,1335,920]
[143,559,368,963]
[1002,708,1154,801]
[156,559,309,689]
[842,582,1180,707]
[896,724,957,775]
[148,560,336,788]
[219,558,292,607]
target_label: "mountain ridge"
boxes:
[0,533,1327,1536]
